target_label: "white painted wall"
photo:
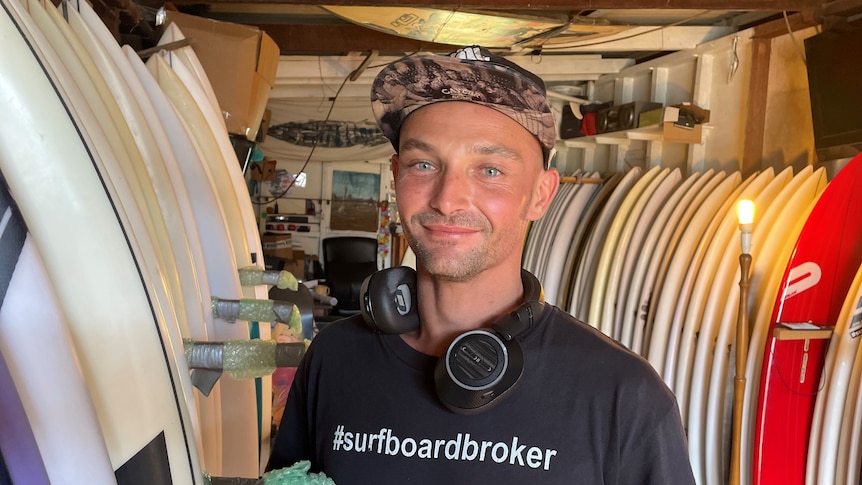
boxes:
[558,25,824,179]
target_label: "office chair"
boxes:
[322,236,378,317]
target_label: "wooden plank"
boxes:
[740,37,770,178]
[751,11,820,38]
[773,325,833,341]
[182,0,825,12]
[253,23,458,54]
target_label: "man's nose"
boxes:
[429,167,471,215]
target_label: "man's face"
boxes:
[392,102,558,281]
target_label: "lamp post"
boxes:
[730,199,754,485]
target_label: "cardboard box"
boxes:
[262,234,293,260]
[264,252,314,280]
[165,11,279,141]
[250,159,277,181]
[661,122,704,144]
[639,104,710,144]
[282,258,305,280]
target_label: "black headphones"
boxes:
[360,267,544,415]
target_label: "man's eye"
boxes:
[416,161,434,171]
[483,167,502,177]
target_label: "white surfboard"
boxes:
[695,166,791,485]
[681,168,775,485]
[570,167,642,321]
[624,170,712,354]
[0,2,200,481]
[667,170,759,394]
[61,0,207,343]
[141,52,262,477]
[533,181,579,283]
[838,287,862,485]
[557,171,623,312]
[705,166,815,485]
[807,207,862,484]
[524,172,579,278]
[840,292,862,483]
[707,165,814,485]
[608,167,681,342]
[589,165,662,335]
[158,22,224,130]
[601,166,676,340]
[31,0,209,457]
[157,47,267,274]
[66,0,224,472]
[0,204,115,484]
[543,173,600,305]
[29,0,201,406]
[636,170,726,357]
[645,170,743,382]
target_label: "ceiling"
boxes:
[118,0,862,100]
[151,0,861,57]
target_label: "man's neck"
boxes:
[400,264,525,356]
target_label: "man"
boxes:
[267,46,695,484]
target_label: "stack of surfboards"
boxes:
[0,0,277,482]
[524,153,862,484]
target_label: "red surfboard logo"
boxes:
[783,261,822,299]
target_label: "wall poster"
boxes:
[330,170,381,232]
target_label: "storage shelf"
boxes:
[262,229,320,236]
[561,123,710,148]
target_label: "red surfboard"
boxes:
[753,153,862,484]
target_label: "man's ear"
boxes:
[390,153,399,182]
[527,168,560,221]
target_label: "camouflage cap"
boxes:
[370,46,556,169]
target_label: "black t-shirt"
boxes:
[268,305,695,484]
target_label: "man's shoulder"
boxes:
[536,306,669,385]
[306,314,371,354]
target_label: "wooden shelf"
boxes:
[560,123,710,148]
[262,213,320,234]
[773,323,833,341]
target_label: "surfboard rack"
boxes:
[773,323,834,341]
[186,340,306,372]
[212,296,300,326]
[560,175,603,185]
[237,265,298,290]
[186,339,307,395]
[135,38,193,60]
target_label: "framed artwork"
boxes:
[330,170,381,231]
[260,98,393,163]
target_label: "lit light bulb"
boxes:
[737,199,755,254]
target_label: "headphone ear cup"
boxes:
[360,267,419,334]
[434,330,524,415]
[434,269,543,414]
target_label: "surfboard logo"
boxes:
[783,261,822,299]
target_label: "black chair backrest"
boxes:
[322,237,378,315]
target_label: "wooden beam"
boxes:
[253,23,736,55]
[174,0,824,11]
[741,37,771,177]
[540,26,735,51]
[252,23,458,54]
[751,11,819,38]
[750,0,862,37]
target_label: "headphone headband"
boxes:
[359,267,545,414]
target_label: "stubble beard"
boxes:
[403,211,522,282]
